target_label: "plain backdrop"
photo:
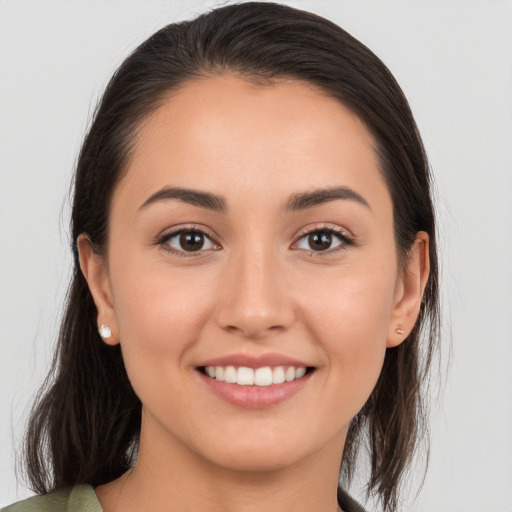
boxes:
[1,1,511,510]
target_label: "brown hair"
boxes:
[24,3,439,510]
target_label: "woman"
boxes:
[3,2,439,511]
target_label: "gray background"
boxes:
[1,1,511,510]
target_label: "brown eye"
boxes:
[308,232,333,251]
[295,229,348,253]
[180,232,205,251]
[162,230,217,254]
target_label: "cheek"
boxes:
[297,261,396,414]
[107,253,217,382]
[300,258,396,343]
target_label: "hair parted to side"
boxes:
[24,3,439,511]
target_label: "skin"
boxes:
[79,75,429,512]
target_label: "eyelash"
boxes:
[157,225,220,258]
[156,224,354,258]
[293,225,354,256]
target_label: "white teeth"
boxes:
[254,367,273,386]
[272,366,285,384]
[285,366,295,382]
[295,367,306,379]
[205,365,308,386]
[237,367,254,386]
[224,365,237,384]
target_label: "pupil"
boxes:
[309,232,332,251]
[180,232,204,251]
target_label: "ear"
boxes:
[387,231,430,348]
[77,234,119,345]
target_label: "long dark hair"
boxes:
[24,3,439,510]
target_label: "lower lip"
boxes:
[198,370,312,409]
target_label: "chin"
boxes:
[190,423,341,475]
[206,446,305,474]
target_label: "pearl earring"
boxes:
[98,324,112,340]
[395,327,405,335]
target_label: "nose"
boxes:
[214,246,295,339]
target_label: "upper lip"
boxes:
[198,353,312,369]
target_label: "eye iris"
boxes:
[308,232,332,251]
[180,232,204,251]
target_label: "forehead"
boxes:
[115,74,389,214]
[137,75,374,155]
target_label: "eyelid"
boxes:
[156,224,222,257]
[154,222,354,258]
[291,223,354,254]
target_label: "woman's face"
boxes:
[81,75,425,474]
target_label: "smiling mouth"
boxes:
[199,365,315,387]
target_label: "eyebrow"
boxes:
[285,186,370,211]
[138,186,226,212]
[138,185,369,214]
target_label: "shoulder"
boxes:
[1,485,102,512]
[338,487,368,512]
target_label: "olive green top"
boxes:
[1,485,102,512]
[2,484,366,512]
